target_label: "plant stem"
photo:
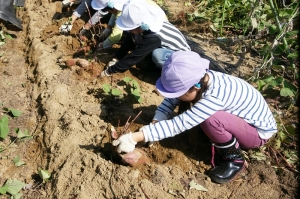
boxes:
[267,0,289,51]
[84,2,96,38]
[242,0,260,35]
[123,111,142,133]
[220,0,227,36]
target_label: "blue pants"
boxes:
[152,48,174,68]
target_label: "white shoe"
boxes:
[61,0,82,7]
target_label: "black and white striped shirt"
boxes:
[142,70,277,142]
[109,22,191,74]
[156,21,191,51]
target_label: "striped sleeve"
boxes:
[142,96,224,142]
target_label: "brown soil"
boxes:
[0,1,298,199]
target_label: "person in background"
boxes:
[59,0,113,35]
[90,0,128,50]
[112,51,277,184]
[99,0,190,78]
[59,0,97,34]
[93,0,168,50]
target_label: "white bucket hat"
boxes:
[116,0,165,32]
[91,0,128,11]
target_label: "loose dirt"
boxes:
[0,0,298,199]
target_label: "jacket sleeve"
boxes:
[107,33,161,74]
[153,98,180,121]
[73,0,93,17]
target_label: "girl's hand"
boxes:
[112,132,137,153]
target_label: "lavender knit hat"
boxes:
[156,51,210,98]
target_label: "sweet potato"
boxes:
[120,148,150,167]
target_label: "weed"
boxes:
[38,169,51,183]
[2,107,23,117]
[13,155,26,167]
[0,178,26,198]
[255,74,298,108]
[102,76,143,103]
[0,30,13,47]
[0,115,9,139]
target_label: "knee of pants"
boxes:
[151,51,161,67]
[151,49,174,68]
[200,115,217,131]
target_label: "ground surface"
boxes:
[0,0,298,199]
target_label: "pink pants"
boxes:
[200,111,269,149]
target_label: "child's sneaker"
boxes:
[61,0,82,7]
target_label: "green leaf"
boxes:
[0,115,9,139]
[268,25,278,34]
[284,150,298,165]
[38,170,51,181]
[279,8,294,17]
[13,155,20,162]
[285,30,299,37]
[271,65,285,70]
[261,75,275,83]
[131,80,140,89]
[131,88,140,97]
[111,88,121,96]
[9,109,22,117]
[0,184,8,194]
[285,124,296,136]
[12,192,23,199]
[123,76,132,83]
[257,80,266,91]
[277,131,287,142]
[287,52,298,59]
[273,139,281,149]
[280,87,294,97]
[0,32,5,40]
[13,156,25,167]
[275,76,284,84]
[137,97,143,103]
[5,34,12,40]
[5,179,25,195]
[15,128,32,139]
[102,83,111,94]
[269,76,282,87]
[250,151,266,161]
[283,80,297,91]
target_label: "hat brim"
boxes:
[156,77,189,98]
[91,1,106,10]
[116,17,139,30]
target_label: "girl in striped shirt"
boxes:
[113,51,277,184]
[100,0,191,77]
